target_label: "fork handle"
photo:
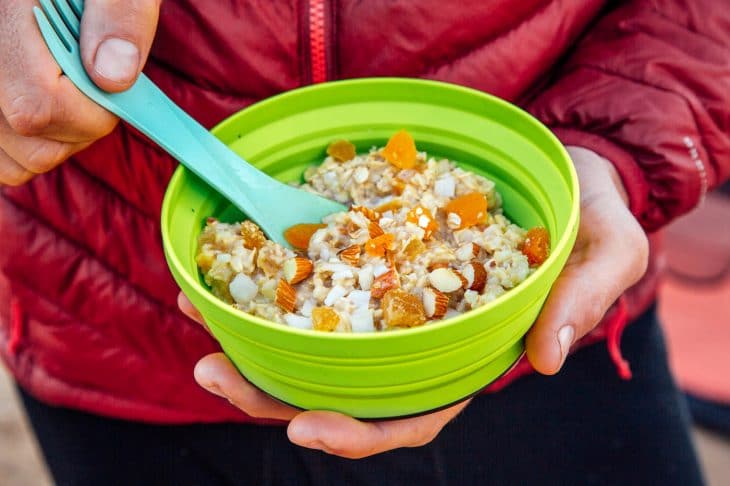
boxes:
[116,77,287,214]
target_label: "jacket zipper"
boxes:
[308,0,328,83]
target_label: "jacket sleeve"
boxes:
[528,0,730,232]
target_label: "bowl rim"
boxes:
[161,77,580,341]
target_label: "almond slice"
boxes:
[371,268,400,299]
[462,261,487,292]
[351,205,380,222]
[428,267,463,293]
[275,279,296,312]
[368,221,385,238]
[455,242,480,261]
[422,287,449,319]
[427,261,449,272]
[283,257,313,284]
[338,245,361,266]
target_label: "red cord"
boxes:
[8,298,23,354]
[606,296,632,380]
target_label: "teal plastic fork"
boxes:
[33,0,345,246]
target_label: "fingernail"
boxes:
[288,421,316,442]
[94,38,139,83]
[557,325,575,367]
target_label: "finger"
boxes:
[526,195,647,375]
[0,117,89,174]
[80,0,161,92]
[288,399,470,459]
[177,292,205,324]
[0,146,34,186]
[0,2,118,142]
[194,353,300,421]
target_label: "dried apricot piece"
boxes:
[375,199,403,214]
[381,289,426,328]
[521,227,550,266]
[312,307,340,332]
[406,206,439,239]
[240,220,266,249]
[382,129,417,169]
[283,223,326,250]
[326,139,357,162]
[364,233,394,257]
[351,205,380,222]
[444,192,488,229]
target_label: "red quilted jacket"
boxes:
[1,0,729,423]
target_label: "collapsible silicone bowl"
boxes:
[161,78,579,419]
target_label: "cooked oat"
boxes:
[196,133,544,332]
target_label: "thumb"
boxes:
[79,0,161,92]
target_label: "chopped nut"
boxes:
[422,287,449,319]
[427,262,449,272]
[312,307,340,332]
[462,261,487,292]
[229,273,258,304]
[358,265,375,290]
[240,221,266,249]
[456,243,480,261]
[338,245,361,266]
[381,289,426,328]
[275,279,297,312]
[368,221,385,238]
[351,205,380,222]
[428,267,464,293]
[283,257,313,284]
[371,269,400,298]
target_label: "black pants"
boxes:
[20,306,704,486]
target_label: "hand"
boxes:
[0,0,161,185]
[525,146,649,374]
[178,294,470,459]
[177,145,648,458]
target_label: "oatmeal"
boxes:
[196,130,549,332]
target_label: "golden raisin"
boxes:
[381,289,427,328]
[365,233,394,257]
[403,238,426,259]
[382,129,418,169]
[312,307,340,332]
[406,206,439,239]
[240,220,267,249]
[284,223,327,250]
[326,139,357,162]
[444,192,488,229]
[521,227,551,266]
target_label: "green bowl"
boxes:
[161,78,579,418]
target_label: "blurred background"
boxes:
[1,185,729,485]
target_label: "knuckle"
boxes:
[4,93,54,136]
[22,142,70,174]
